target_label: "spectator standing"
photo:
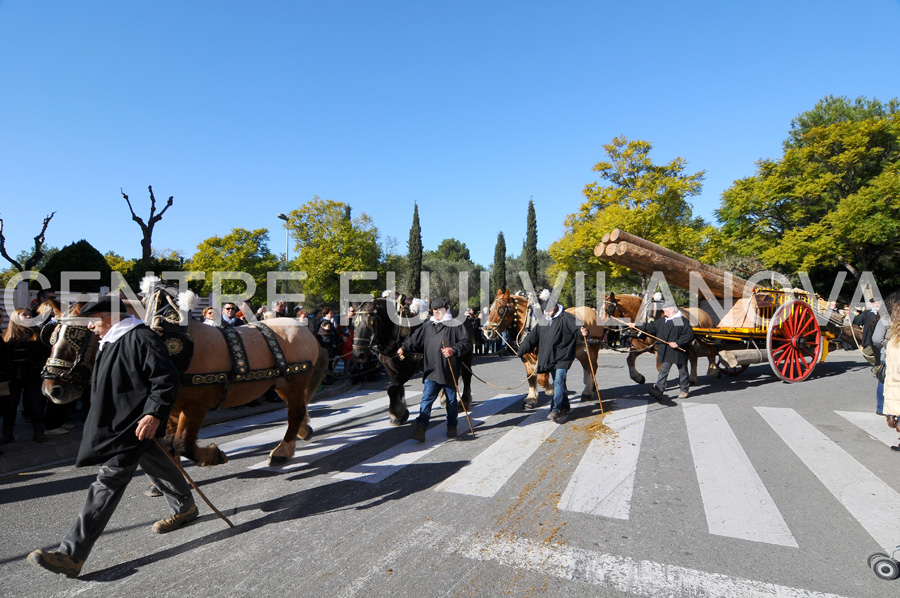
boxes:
[219,302,244,328]
[201,307,217,326]
[854,297,883,365]
[881,295,900,450]
[26,297,197,578]
[2,308,53,442]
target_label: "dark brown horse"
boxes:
[483,289,604,409]
[603,292,720,384]
[41,301,327,467]
[351,296,474,425]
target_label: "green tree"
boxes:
[407,203,423,296]
[717,96,900,286]
[491,231,507,293]
[104,251,135,275]
[186,228,279,306]
[426,238,471,263]
[550,136,713,299]
[285,197,381,306]
[39,240,112,292]
[506,249,552,292]
[523,198,538,285]
[422,253,482,310]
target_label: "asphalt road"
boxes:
[1,348,898,598]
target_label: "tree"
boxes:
[506,249,552,291]
[717,96,900,287]
[407,203,423,296]
[550,136,713,299]
[39,240,112,292]
[285,197,381,306]
[0,211,56,272]
[523,198,538,284]
[187,228,280,306]
[426,238,471,263]
[122,185,174,263]
[491,231,507,293]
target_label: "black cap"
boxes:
[431,297,449,310]
[79,297,127,317]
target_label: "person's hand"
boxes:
[581,326,589,337]
[441,346,454,357]
[397,348,405,358]
[668,341,678,349]
[135,414,160,440]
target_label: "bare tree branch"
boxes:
[123,185,175,262]
[23,212,56,270]
[0,215,24,271]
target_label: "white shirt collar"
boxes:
[98,316,143,351]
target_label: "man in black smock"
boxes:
[28,297,197,578]
[516,294,589,423]
[397,297,470,441]
[630,300,694,401]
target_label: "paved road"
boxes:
[1,349,898,597]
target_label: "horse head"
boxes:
[483,289,515,341]
[41,305,99,405]
[352,298,391,363]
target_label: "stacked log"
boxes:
[593,229,753,300]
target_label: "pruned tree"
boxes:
[407,202,423,296]
[122,185,174,262]
[0,211,56,271]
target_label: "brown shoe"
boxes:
[27,549,84,578]
[152,505,198,534]
[677,392,689,399]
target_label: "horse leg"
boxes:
[688,350,698,385]
[171,390,227,467]
[523,357,539,409]
[461,360,473,411]
[268,382,307,466]
[627,351,646,384]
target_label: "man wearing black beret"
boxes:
[27,296,197,578]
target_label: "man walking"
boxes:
[516,291,589,423]
[630,300,695,401]
[27,297,197,578]
[397,297,470,441]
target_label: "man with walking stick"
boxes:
[397,297,470,442]
[627,300,694,401]
[516,290,590,423]
[28,297,198,578]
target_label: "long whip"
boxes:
[443,341,475,438]
[582,333,604,414]
[605,315,687,352]
[153,438,235,528]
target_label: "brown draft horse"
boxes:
[483,289,603,409]
[602,292,720,384]
[40,301,327,467]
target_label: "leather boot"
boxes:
[32,422,47,443]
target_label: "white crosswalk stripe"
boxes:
[757,406,900,551]
[683,402,797,547]
[557,398,648,519]
[332,394,522,484]
[835,410,900,447]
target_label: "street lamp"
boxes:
[277,213,289,266]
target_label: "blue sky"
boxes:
[1,0,898,270]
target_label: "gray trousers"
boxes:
[59,441,194,561]
[655,361,690,394]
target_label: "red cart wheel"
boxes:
[766,300,822,383]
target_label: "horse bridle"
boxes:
[41,321,97,385]
[352,300,406,357]
[484,298,516,334]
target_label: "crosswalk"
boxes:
[206,388,900,552]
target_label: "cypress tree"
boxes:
[491,231,507,293]
[523,198,538,285]
[407,202,423,296]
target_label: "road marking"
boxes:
[454,531,850,598]
[219,392,419,460]
[434,405,559,497]
[683,402,797,547]
[835,410,900,447]
[332,394,521,484]
[557,398,648,519]
[757,406,900,551]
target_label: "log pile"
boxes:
[594,229,753,300]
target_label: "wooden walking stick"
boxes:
[582,332,604,414]
[443,341,475,438]
[611,317,686,352]
[153,438,235,528]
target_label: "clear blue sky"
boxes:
[1,1,898,270]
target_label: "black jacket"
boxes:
[853,309,879,348]
[402,317,470,386]
[517,309,582,374]
[637,313,695,366]
[77,324,180,468]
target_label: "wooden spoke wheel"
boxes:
[766,300,822,383]
[715,355,748,376]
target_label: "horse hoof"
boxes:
[297,425,314,441]
[268,455,288,466]
[523,401,537,410]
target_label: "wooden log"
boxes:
[601,232,611,244]
[718,349,767,368]
[603,241,750,299]
[609,228,751,286]
[593,242,607,257]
